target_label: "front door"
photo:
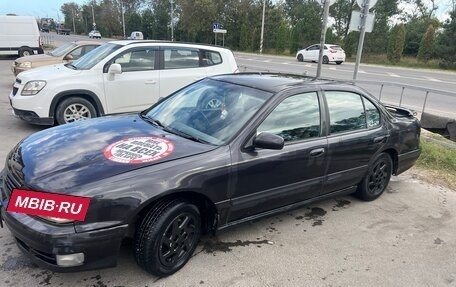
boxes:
[103,47,159,114]
[228,92,328,222]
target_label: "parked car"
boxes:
[128,31,144,40]
[12,40,102,76]
[0,73,421,276]
[9,40,239,125]
[296,44,346,65]
[88,30,101,39]
[0,15,43,57]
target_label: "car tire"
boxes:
[19,47,34,57]
[55,97,97,125]
[297,54,303,62]
[323,55,329,64]
[355,153,392,201]
[134,199,202,277]
[336,61,343,65]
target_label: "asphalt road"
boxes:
[1,41,456,287]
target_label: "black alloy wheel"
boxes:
[355,153,392,201]
[134,199,202,276]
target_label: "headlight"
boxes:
[18,61,32,68]
[21,80,46,96]
[37,216,74,224]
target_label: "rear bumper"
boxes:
[396,149,421,175]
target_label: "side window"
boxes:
[164,48,199,69]
[363,97,381,128]
[113,48,155,72]
[69,47,83,59]
[201,50,222,66]
[257,93,320,143]
[83,45,98,54]
[325,91,367,134]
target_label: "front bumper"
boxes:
[0,178,128,272]
[11,107,54,125]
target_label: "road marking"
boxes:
[424,77,442,82]
[305,64,312,67]
[264,60,271,62]
[387,73,400,77]
[282,62,289,64]
[358,70,366,73]
[329,67,337,70]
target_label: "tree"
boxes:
[417,24,435,62]
[435,11,456,69]
[387,23,406,63]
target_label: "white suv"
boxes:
[296,44,346,65]
[9,41,239,125]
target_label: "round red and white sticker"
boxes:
[104,137,174,164]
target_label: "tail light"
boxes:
[329,50,337,53]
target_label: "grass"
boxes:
[416,136,456,189]
[346,54,444,70]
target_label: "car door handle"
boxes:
[373,136,388,144]
[310,148,325,157]
[145,80,157,85]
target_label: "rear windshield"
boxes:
[48,42,76,57]
[329,45,343,50]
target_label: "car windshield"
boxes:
[145,78,273,145]
[91,30,100,34]
[48,42,76,57]
[71,43,121,70]
[329,45,343,50]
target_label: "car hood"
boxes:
[13,114,218,192]
[17,63,82,81]
[15,54,61,65]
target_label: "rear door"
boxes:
[321,90,387,195]
[158,46,206,98]
[103,46,159,113]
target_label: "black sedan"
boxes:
[0,73,420,276]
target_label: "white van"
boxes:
[0,15,43,57]
[128,31,144,40]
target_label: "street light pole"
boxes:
[353,0,370,80]
[259,0,266,54]
[316,0,330,78]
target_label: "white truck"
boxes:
[128,31,144,40]
[0,15,43,57]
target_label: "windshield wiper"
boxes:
[65,63,77,70]
[140,113,168,129]
[169,128,210,144]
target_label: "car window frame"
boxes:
[160,46,202,70]
[322,89,383,138]
[239,87,326,151]
[103,46,159,73]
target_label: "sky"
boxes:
[0,0,86,20]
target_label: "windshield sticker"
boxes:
[104,137,174,164]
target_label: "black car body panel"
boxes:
[0,73,421,273]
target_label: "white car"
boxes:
[9,41,239,125]
[88,30,102,39]
[296,44,346,65]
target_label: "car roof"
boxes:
[107,40,231,51]
[73,40,103,45]
[209,73,350,93]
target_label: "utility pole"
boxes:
[72,9,76,34]
[259,0,266,54]
[170,0,174,41]
[92,0,96,30]
[316,0,330,78]
[121,1,126,39]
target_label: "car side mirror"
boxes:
[64,54,74,61]
[108,63,122,75]
[253,132,284,150]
